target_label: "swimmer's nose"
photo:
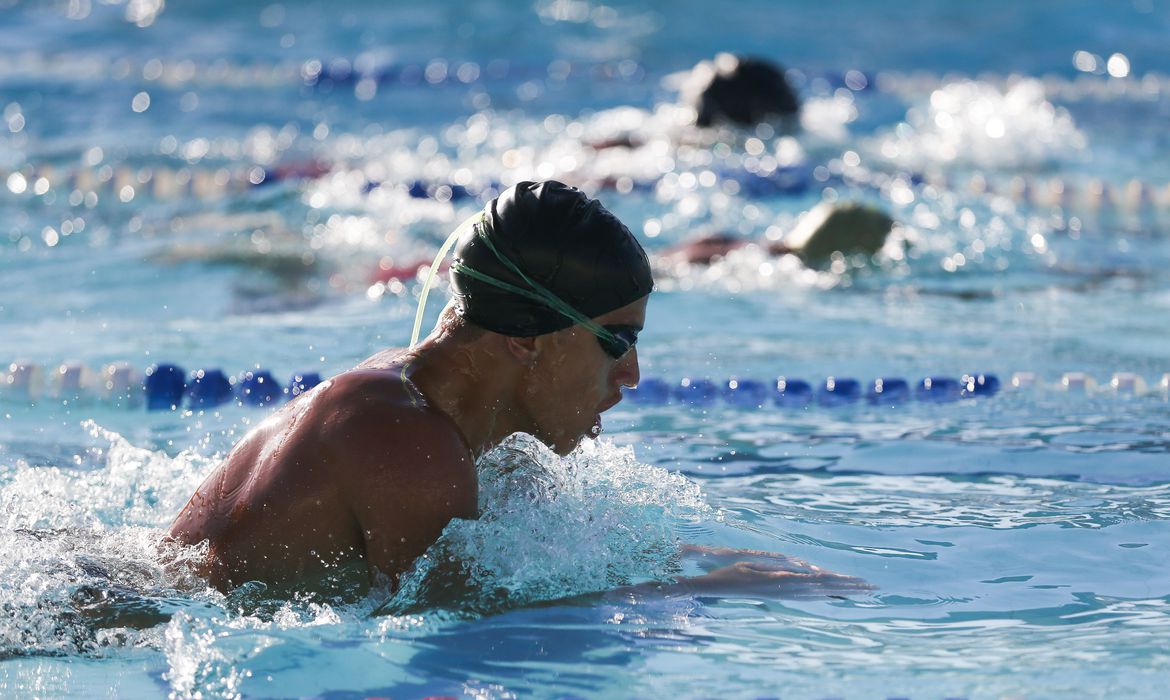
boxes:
[616,346,640,388]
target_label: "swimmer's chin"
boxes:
[577,414,603,450]
[543,419,601,456]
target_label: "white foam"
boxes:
[382,435,716,615]
[654,243,839,293]
[873,79,1087,171]
[801,93,858,141]
[0,423,216,656]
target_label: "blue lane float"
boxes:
[144,363,186,411]
[917,376,962,403]
[819,377,862,406]
[723,378,769,408]
[237,370,281,407]
[869,377,910,405]
[775,377,814,406]
[962,373,1000,397]
[187,368,233,409]
[625,377,670,404]
[622,374,1003,408]
[138,363,325,411]
[674,377,719,405]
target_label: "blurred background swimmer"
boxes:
[134,52,890,303]
[370,199,899,290]
[656,200,897,270]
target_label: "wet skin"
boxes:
[167,298,647,593]
[166,369,478,593]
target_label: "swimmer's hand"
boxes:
[666,544,873,599]
[681,543,808,572]
[675,560,872,598]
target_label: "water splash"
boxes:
[0,422,214,658]
[874,79,1087,170]
[2,421,213,531]
[0,421,724,698]
[381,435,716,616]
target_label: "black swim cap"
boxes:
[450,180,652,337]
[693,55,799,128]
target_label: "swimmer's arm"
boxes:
[328,408,478,587]
[610,545,872,600]
[679,543,797,571]
[681,544,872,596]
[657,234,750,266]
[654,563,870,598]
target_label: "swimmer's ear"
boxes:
[503,335,540,366]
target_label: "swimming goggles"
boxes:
[411,212,638,360]
[596,323,639,360]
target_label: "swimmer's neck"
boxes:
[401,329,531,461]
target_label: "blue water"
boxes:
[2,0,1170,697]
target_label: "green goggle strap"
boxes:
[409,213,482,348]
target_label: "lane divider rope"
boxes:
[2,363,1167,411]
[1,52,1164,102]
[6,158,1170,219]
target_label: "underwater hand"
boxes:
[675,544,874,598]
[681,543,817,573]
[603,546,874,601]
[680,560,873,598]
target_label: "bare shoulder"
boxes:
[309,366,475,494]
[308,365,479,575]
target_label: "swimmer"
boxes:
[658,200,897,269]
[168,181,653,594]
[587,53,801,154]
[681,53,800,129]
[168,180,868,602]
[371,202,897,288]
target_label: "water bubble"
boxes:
[1073,50,1100,73]
[354,78,377,101]
[131,91,150,112]
[6,172,27,194]
[125,0,165,27]
[424,60,448,84]
[455,62,480,83]
[1107,53,1131,78]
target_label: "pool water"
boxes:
[2,0,1170,697]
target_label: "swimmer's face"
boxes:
[521,295,647,455]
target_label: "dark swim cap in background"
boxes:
[450,180,653,337]
[692,54,799,128]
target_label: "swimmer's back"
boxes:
[167,358,478,592]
